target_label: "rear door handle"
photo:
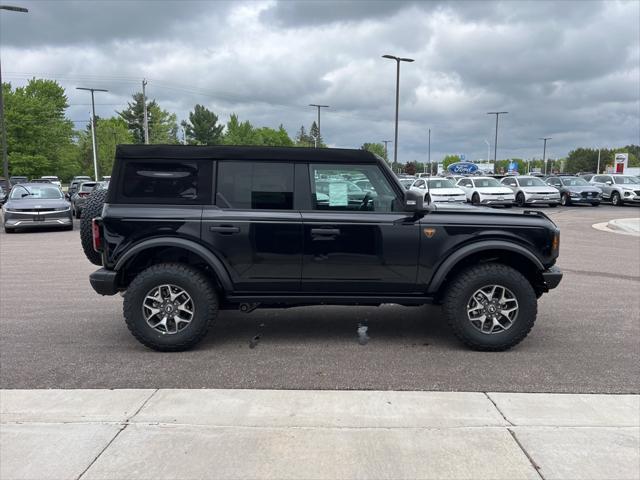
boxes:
[311,228,340,236]
[209,225,240,234]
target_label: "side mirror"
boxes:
[404,189,427,213]
[605,181,613,185]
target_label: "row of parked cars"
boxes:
[397,173,640,208]
[1,175,109,233]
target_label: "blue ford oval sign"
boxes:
[448,162,478,174]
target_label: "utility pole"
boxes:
[308,104,329,148]
[76,87,108,180]
[0,5,29,181]
[428,128,431,175]
[487,111,508,162]
[142,79,149,144]
[539,137,552,175]
[381,140,392,163]
[382,54,414,170]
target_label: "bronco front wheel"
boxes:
[442,263,537,351]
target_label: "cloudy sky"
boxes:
[2,0,639,162]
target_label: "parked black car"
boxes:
[86,145,562,352]
[2,183,73,233]
[545,176,602,206]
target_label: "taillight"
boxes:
[92,219,102,252]
[552,230,560,254]
[79,192,89,197]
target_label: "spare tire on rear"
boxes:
[80,188,108,265]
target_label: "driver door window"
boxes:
[309,164,398,212]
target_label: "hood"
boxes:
[429,187,466,195]
[477,186,514,194]
[4,197,70,210]
[519,186,559,194]
[564,185,601,193]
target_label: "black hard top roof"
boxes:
[115,144,379,163]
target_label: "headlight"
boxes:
[569,192,580,197]
[624,191,632,196]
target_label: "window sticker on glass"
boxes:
[329,182,349,206]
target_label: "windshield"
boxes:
[427,179,456,189]
[80,183,98,192]
[9,185,63,200]
[519,177,546,187]
[474,178,501,188]
[614,176,640,185]
[399,179,414,188]
[562,177,589,186]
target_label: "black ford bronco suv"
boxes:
[84,145,562,352]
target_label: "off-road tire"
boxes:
[80,189,108,265]
[442,263,537,351]
[123,263,218,352]
[611,192,622,206]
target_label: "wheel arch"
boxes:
[114,237,233,293]
[427,241,545,297]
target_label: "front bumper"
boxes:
[90,268,119,296]
[524,195,561,205]
[479,196,515,205]
[4,213,72,228]
[542,265,563,290]
[432,196,467,204]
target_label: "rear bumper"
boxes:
[542,265,563,290]
[90,268,119,296]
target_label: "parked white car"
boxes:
[410,177,466,204]
[456,177,515,207]
[40,176,62,189]
[500,176,561,207]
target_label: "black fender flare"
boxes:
[114,237,233,292]
[426,240,544,294]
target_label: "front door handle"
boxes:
[209,225,240,234]
[311,228,340,236]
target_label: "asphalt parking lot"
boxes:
[1,204,638,393]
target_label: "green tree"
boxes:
[181,104,224,145]
[295,125,313,147]
[442,155,460,170]
[222,114,258,145]
[3,78,76,179]
[255,125,294,147]
[361,143,387,161]
[309,121,326,147]
[117,92,179,144]
[76,117,133,178]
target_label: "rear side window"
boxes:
[119,161,211,204]
[216,161,294,210]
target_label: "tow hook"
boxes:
[239,302,260,314]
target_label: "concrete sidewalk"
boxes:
[1,390,638,480]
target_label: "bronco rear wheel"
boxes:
[442,263,537,351]
[80,188,108,265]
[123,263,218,352]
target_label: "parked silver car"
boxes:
[71,181,100,218]
[2,183,72,233]
[589,174,640,206]
[500,175,560,207]
[545,176,602,206]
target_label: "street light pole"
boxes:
[381,140,392,163]
[382,54,414,170]
[540,137,551,175]
[309,104,329,148]
[0,4,29,181]
[487,111,508,162]
[428,128,431,174]
[483,139,490,163]
[77,87,108,180]
[142,79,149,144]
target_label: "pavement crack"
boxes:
[127,388,159,422]
[76,423,128,480]
[508,428,545,480]
[484,392,514,426]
